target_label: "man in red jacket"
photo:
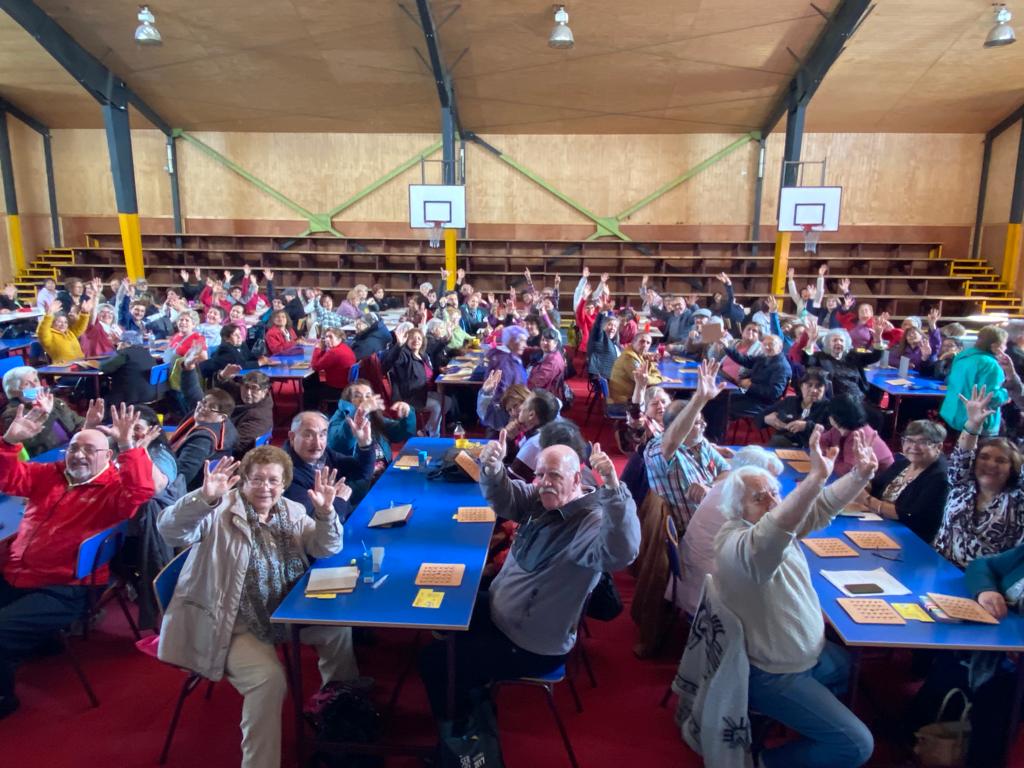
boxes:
[0,402,155,718]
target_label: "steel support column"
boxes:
[167,134,183,243]
[42,132,60,247]
[972,137,993,263]
[772,99,806,296]
[0,111,24,273]
[441,106,457,289]
[1003,123,1024,289]
[103,100,143,281]
[751,138,766,255]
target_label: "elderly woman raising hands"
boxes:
[713,426,878,768]
[157,449,361,768]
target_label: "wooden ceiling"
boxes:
[0,0,1021,134]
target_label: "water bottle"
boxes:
[453,422,467,449]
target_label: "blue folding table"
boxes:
[271,437,493,761]
[864,367,946,440]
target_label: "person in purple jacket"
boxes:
[480,326,529,430]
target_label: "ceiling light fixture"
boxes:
[135,5,162,46]
[985,3,1016,47]
[549,5,574,49]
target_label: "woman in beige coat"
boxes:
[157,444,358,768]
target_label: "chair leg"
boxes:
[576,641,597,689]
[114,588,141,642]
[565,673,583,715]
[61,632,99,708]
[659,683,674,708]
[204,680,216,700]
[160,673,203,765]
[542,684,580,768]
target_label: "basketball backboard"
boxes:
[777,186,842,232]
[409,184,466,229]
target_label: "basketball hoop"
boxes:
[802,224,821,254]
[428,221,443,248]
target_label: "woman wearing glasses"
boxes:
[854,420,950,544]
[157,446,359,768]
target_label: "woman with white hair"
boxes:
[802,325,886,401]
[80,301,123,357]
[675,445,784,616]
[714,427,878,768]
[0,366,102,456]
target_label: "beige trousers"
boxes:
[224,627,358,768]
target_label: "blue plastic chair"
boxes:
[149,362,170,387]
[348,361,361,384]
[493,663,582,768]
[0,354,25,379]
[254,429,273,447]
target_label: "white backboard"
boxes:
[409,184,466,229]
[777,186,842,231]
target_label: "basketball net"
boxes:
[429,222,443,248]
[802,224,820,254]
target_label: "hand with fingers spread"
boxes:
[308,466,345,516]
[694,359,726,402]
[194,267,202,280]
[201,456,240,505]
[632,367,650,389]
[347,408,373,448]
[218,364,243,381]
[34,388,54,416]
[850,428,878,481]
[807,425,838,481]
[83,398,106,429]
[136,424,163,450]
[479,429,508,475]
[180,269,189,282]
[838,277,851,293]
[3,404,48,445]
[481,368,503,395]
[787,267,795,281]
[717,272,731,286]
[391,401,411,418]
[960,385,996,434]
[766,294,778,313]
[263,269,274,282]
[589,442,618,490]
[107,402,140,449]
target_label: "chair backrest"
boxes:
[665,515,682,580]
[348,361,360,384]
[254,429,272,447]
[0,355,25,378]
[597,376,609,399]
[75,519,131,581]
[153,547,193,614]
[149,362,170,386]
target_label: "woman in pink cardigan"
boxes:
[527,327,566,398]
[820,394,894,477]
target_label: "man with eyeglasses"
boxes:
[284,411,375,520]
[0,402,156,719]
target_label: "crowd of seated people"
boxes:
[6,260,1024,768]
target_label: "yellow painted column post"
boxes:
[1002,223,1022,290]
[444,228,457,290]
[0,111,25,274]
[5,215,24,274]
[118,212,144,282]
[771,231,792,297]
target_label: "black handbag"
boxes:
[438,692,505,768]
[585,571,624,621]
[427,446,479,483]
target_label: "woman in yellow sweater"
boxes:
[37,298,91,364]
[609,331,663,403]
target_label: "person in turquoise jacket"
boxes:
[939,325,1009,436]
[327,380,416,503]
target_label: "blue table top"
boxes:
[865,367,946,397]
[271,437,492,630]
[261,345,314,380]
[657,357,738,392]
[0,336,33,354]
[0,494,25,541]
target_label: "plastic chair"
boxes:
[0,354,25,378]
[348,361,360,384]
[492,663,582,768]
[62,520,139,707]
[254,429,273,447]
[586,376,627,442]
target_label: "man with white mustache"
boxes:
[418,431,640,722]
[0,402,156,718]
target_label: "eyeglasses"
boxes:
[245,476,283,488]
[901,437,938,448]
[67,444,108,457]
[750,489,780,503]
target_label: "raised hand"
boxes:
[787,267,795,280]
[481,368,503,395]
[600,272,610,284]
[136,424,163,450]
[180,269,189,282]
[108,402,140,448]
[223,270,232,281]
[441,268,450,281]
[927,307,941,328]
[392,401,411,418]
[553,274,561,286]
[3,404,48,445]
[805,316,819,342]
[394,325,409,346]
[766,294,778,313]
[582,265,590,279]
[242,264,252,277]
[850,428,878,480]
[589,442,618,489]
[807,425,838,480]
[347,408,373,447]
[34,388,54,415]
[219,364,243,380]
[201,456,240,504]
[83,397,106,429]
[194,267,202,280]
[46,300,59,316]
[632,367,650,388]
[523,267,532,282]
[262,269,274,281]
[308,466,344,515]
[694,359,726,402]
[818,264,828,277]
[716,272,731,286]
[959,385,996,431]
[838,277,851,293]
[479,429,508,474]
[486,292,497,306]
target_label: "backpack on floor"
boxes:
[307,680,383,767]
[438,691,505,768]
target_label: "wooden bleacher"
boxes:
[15,232,1022,319]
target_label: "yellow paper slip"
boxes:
[892,603,935,623]
[413,588,445,609]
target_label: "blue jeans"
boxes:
[748,641,873,768]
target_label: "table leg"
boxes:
[889,393,903,444]
[846,647,863,710]
[445,632,456,721]
[438,382,447,436]
[288,624,306,768]
[1003,658,1024,767]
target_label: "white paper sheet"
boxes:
[820,566,911,597]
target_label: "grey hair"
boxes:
[2,366,35,399]
[419,281,434,294]
[821,328,852,357]
[903,316,922,329]
[97,303,116,316]
[720,466,781,521]
[729,446,784,476]
[289,410,328,432]
[425,318,447,336]
[642,385,671,410]
[903,419,947,444]
[178,309,200,326]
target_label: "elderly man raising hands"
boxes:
[419,434,641,722]
[713,426,878,768]
[0,402,155,718]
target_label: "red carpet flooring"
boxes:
[4,372,1024,766]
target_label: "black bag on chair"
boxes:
[438,691,505,768]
